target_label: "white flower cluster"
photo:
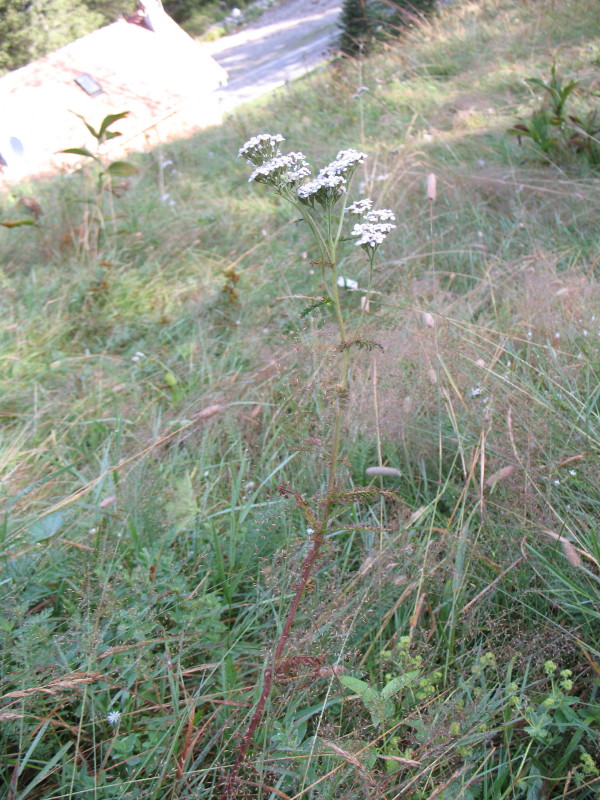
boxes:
[238,133,284,166]
[364,208,395,222]
[349,200,396,249]
[297,148,367,207]
[249,152,311,186]
[324,148,368,177]
[346,199,373,215]
[297,172,347,204]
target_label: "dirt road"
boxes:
[206,0,343,113]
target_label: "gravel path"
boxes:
[206,0,343,113]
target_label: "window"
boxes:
[75,73,103,97]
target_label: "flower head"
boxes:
[350,216,396,250]
[250,152,311,188]
[297,149,367,208]
[364,208,395,222]
[322,148,368,178]
[346,198,373,215]
[297,173,346,206]
[238,133,285,166]
[107,710,122,725]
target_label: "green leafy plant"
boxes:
[509,64,600,167]
[61,111,138,253]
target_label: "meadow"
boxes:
[1,0,599,797]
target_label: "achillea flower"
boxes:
[350,217,396,249]
[297,149,367,208]
[297,172,346,206]
[364,209,395,222]
[238,133,285,166]
[346,199,373,215]
[250,152,311,187]
[323,148,368,178]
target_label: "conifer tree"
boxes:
[339,0,372,57]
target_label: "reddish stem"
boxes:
[222,530,324,799]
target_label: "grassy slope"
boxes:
[1,0,599,797]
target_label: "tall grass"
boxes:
[1,0,599,797]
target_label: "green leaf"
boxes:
[381,670,420,701]
[98,111,129,140]
[27,511,63,542]
[60,147,96,159]
[339,676,380,706]
[17,740,71,798]
[107,160,138,177]
[339,675,393,726]
[299,296,333,318]
[0,219,35,228]
[164,371,178,387]
[71,111,100,141]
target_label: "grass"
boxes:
[1,0,599,797]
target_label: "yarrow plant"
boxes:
[224,135,396,797]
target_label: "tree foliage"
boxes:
[339,0,439,57]
[0,0,129,75]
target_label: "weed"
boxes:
[509,63,600,168]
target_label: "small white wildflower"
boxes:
[306,527,315,536]
[568,469,577,476]
[554,479,560,485]
[352,86,369,98]
[107,711,121,725]
[346,198,373,215]
[583,329,588,336]
[555,332,560,339]
[471,387,483,397]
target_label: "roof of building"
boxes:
[0,3,228,182]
